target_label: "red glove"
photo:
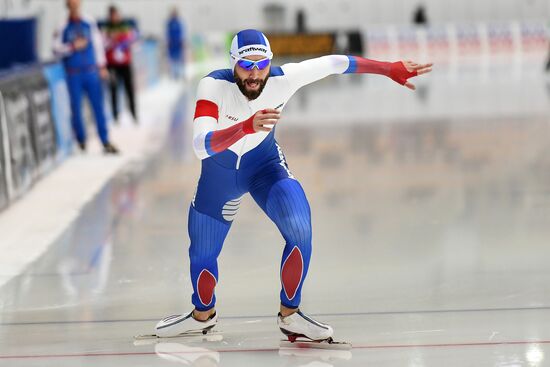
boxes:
[389,61,418,85]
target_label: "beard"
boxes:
[234,71,269,100]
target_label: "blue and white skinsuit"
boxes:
[189,53,395,312]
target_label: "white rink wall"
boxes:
[0,79,184,290]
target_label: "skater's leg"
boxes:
[248,152,334,341]
[154,207,228,338]
[188,204,231,314]
[267,179,312,310]
[188,161,243,315]
[155,163,241,337]
[251,176,312,310]
[253,178,334,340]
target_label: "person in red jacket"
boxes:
[102,5,138,124]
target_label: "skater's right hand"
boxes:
[252,109,280,132]
[72,37,88,51]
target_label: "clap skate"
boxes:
[135,311,219,340]
[278,310,351,350]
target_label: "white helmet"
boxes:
[229,29,273,70]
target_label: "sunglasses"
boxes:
[233,56,271,71]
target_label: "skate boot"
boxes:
[278,310,351,350]
[277,310,333,341]
[153,311,218,338]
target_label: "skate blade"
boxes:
[134,329,221,341]
[280,339,352,351]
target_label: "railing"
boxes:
[364,21,549,66]
[186,21,549,67]
[0,39,161,212]
[0,64,58,210]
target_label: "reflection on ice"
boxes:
[155,342,221,366]
[279,346,352,367]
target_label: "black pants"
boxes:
[108,64,137,121]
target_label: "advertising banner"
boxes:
[24,69,57,175]
[266,33,335,57]
[0,18,38,70]
[0,76,36,200]
[0,93,9,210]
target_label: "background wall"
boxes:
[1,0,549,61]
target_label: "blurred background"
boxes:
[1,0,549,211]
[2,0,550,61]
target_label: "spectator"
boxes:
[103,5,139,124]
[166,8,185,79]
[296,9,306,34]
[413,4,429,27]
[53,0,118,154]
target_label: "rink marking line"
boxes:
[3,305,550,326]
[359,340,550,349]
[2,340,550,359]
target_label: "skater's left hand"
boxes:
[390,61,433,90]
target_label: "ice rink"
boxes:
[1,65,550,367]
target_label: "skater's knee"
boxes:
[188,205,229,262]
[279,215,312,245]
[189,246,222,264]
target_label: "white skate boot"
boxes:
[278,311,351,350]
[135,311,218,339]
[156,311,218,337]
[278,310,333,341]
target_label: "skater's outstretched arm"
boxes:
[281,55,432,92]
[192,78,280,160]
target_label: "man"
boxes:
[53,0,118,154]
[155,29,432,341]
[102,5,139,124]
[166,8,185,79]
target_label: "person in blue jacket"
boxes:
[166,8,185,79]
[53,0,118,154]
